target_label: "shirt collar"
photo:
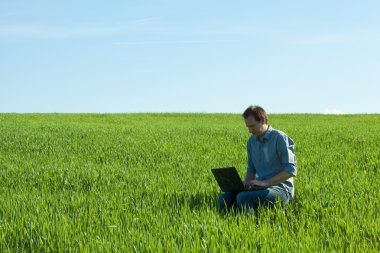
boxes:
[256,125,272,142]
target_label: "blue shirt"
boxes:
[247,126,297,198]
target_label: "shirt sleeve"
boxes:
[276,134,297,176]
[246,139,256,173]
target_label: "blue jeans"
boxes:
[218,187,291,212]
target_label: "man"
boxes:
[218,105,297,212]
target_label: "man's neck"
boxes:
[257,125,269,140]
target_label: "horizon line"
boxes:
[1,111,379,115]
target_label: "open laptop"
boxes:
[211,167,245,192]
[211,167,265,192]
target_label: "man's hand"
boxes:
[243,171,255,189]
[244,179,268,189]
[244,171,294,189]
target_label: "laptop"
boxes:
[211,167,245,192]
[211,166,265,192]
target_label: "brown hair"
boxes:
[242,105,268,123]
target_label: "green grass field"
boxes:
[1,113,379,252]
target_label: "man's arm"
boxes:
[243,171,255,189]
[247,170,294,188]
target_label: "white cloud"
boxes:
[323,108,346,115]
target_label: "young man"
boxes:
[218,105,297,212]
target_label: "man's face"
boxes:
[244,116,264,137]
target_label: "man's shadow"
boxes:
[167,191,218,211]
[165,191,302,218]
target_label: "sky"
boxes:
[1,1,379,114]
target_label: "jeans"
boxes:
[218,186,291,212]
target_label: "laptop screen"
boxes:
[211,167,245,192]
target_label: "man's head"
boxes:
[242,105,268,137]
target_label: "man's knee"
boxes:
[236,191,258,210]
[236,192,246,206]
[218,193,227,208]
[218,192,235,210]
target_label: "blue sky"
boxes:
[1,1,379,114]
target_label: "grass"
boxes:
[0,113,379,252]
